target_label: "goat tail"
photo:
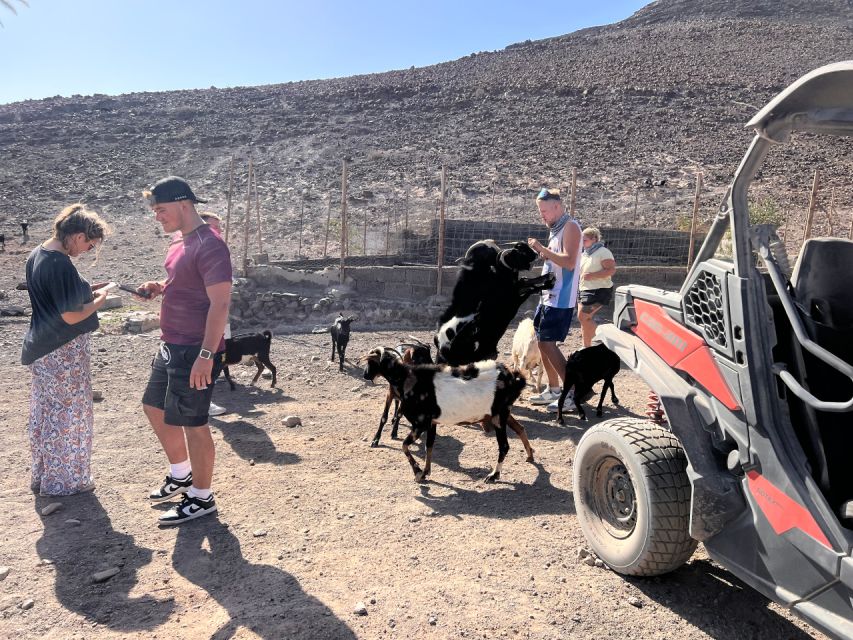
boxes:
[263,330,273,341]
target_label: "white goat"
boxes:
[511,318,543,394]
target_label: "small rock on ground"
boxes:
[20,599,34,611]
[354,602,368,616]
[283,416,302,428]
[40,503,62,516]
[92,567,120,583]
[0,567,9,581]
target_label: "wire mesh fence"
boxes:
[226,162,720,272]
[222,141,853,277]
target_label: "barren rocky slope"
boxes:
[1,0,852,237]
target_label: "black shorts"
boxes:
[142,343,224,427]
[579,287,613,311]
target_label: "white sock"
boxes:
[188,486,212,501]
[170,460,192,480]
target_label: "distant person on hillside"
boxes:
[0,232,5,252]
[526,188,582,413]
[22,204,111,495]
[139,176,232,525]
[578,227,617,347]
[21,219,30,244]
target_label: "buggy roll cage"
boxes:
[686,61,853,413]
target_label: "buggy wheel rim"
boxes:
[591,456,637,539]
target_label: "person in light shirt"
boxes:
[577,227,617,348]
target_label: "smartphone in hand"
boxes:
[118,284,152,299]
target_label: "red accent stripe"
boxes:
[746,470,832,548]
[632,300,741,411]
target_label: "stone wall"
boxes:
[228,263,687,334]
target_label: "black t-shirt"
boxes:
[21,246,99,365]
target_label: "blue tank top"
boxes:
[541,217,582,308]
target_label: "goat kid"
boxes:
[363,347,528,483]
[511,317,543,394]
[222,330,277,390]
[556,343,621,423]
[329,314,356,371]
[371,341,433,447]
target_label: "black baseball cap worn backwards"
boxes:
[145,176,208,205]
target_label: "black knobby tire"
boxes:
[573,417,698,576]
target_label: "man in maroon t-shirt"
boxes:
[138,176,232,525]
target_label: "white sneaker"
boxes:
[529,389,560,405]
[208,402,227,417]
[548,394,576,412]
[840,500,853,520]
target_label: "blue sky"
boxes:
[0,1,648,105]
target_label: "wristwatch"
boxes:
[198,349,214,361]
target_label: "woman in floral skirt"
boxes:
[21,204,111,496]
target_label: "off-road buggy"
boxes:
[573,61,853,639]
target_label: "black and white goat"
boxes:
[371,339,434,447]
[221,330,277,390]
[329,314,356,371]
[363,347,529,483]
[435,239,555,366]
[556,343,621,423]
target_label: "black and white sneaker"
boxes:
[148,473,193,503]
[158,493,217,526]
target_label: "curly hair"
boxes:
[52,204,111,250]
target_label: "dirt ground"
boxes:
[0,228,827,640]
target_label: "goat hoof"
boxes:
[415,472,429,483]
[485,472,500,484]
[526,454,535,463]
[596,410,603,417]
[613,398,620,406]
[370,440,379,448]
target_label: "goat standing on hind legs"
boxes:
[362,347,529,483]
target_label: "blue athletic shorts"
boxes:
[533,304,574,342]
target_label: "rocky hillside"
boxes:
[1,0,852,242]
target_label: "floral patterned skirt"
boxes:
[28,333,95,496]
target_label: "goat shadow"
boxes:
[172,519,357,640]
[34,490,174,631]
[212,380,291,413]
[510,402,646,445]
[414,462,574,521]
[625,559,816,640]
[214,419,302,466]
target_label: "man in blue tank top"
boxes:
[527,188,582,411]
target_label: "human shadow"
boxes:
[215,419,302,466]
[35,490,174,630]
[627,559,815,640]
[172,519,357,640]
[413,462,575,520]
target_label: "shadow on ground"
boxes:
[214,419,302,466]
[413,461,574,520]
[627,559,817,640]
[35,490,174,631]
[172,519,357,640]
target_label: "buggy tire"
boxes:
[573,417,697,576]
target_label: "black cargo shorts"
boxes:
[142,342,224,427]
